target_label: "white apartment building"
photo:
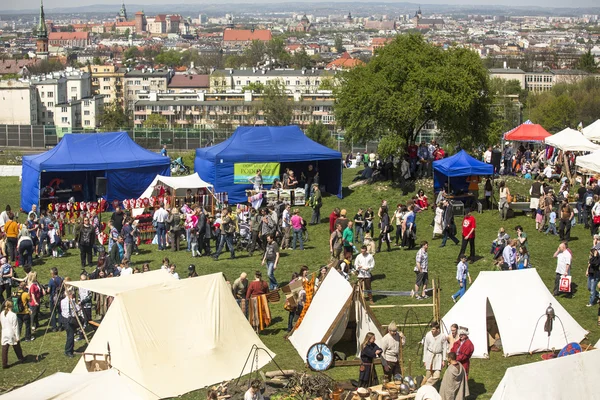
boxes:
[210,68,333,94]
[124,69,173,111]
[0,80,38,125]
[489,67,596,92]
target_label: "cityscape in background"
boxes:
[0,1,599,148]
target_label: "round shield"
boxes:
[306,342,333,372]
[557,342,582,358]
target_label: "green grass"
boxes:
[0,170,598,398]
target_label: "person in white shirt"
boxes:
[61,289,81,358]
[120,259,133,276]
[153,205,169,251]
[1,299,24,368]
[380,321,406,380]
[244,380,264,400]
[281,204,291,249]
[553,242,572,296]
[354,245,375,304]
[413,241,429,300]
[423,321,447,386]
[169,264,180,280]
[501,239,516,270]
[483,147,492,164]
[0,205,11,231]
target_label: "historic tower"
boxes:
[35,0,49,60]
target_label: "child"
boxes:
[535,207,544,231]
[451,254,471,303]
[161,257,170,271]
[545,209,558,235]
[190,228,199,257]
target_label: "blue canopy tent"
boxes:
[433,150,494,194]
[21,132,170,212]
[195,126,342,204]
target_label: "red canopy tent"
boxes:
[504,121,551,142]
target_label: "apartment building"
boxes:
[124,69,173,110]
[489,67,595,92]
[132,91,335,129]
[82,64,126,107]
[0,80,38,125]
[210,68,331,94]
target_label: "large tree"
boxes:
[98,103,130,131]
[260,81,292,126]
[577,49,598,73]
[335,34,493,156]
[143,113,168,128]
[305,121,334,148]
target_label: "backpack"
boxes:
[585,192,594,207]
[12,291,25,313]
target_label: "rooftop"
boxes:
[223,29,272,42]
[168,74,210,88]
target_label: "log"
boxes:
[265,370,296,378]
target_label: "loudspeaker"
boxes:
[96,177,107,197]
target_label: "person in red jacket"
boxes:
[450,326,474,378]
[458,210,476,263]
[329,208,340,234]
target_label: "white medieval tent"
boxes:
[441,269,588,358]
[544,127,600,152]
[65,272,274,399]
[491,349,600,400]
[289,269,383,361]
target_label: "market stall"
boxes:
[21,132,170,212]
[195,125,342,204]
[433,150,494,192]
[576,150,600,174]
[544,128,600,152]
[583,119,600,143]
[504,120,551,142]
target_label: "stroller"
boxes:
[235,222,252,252]
[170,157,190,175]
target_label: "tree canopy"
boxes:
[577,49,598,73]
[335,34,493,156]
[143,113,168,128]
[260,81,292,126]
[305,122,334,148]
[98,103,130,131]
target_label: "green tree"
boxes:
[260,81,292,126]
[305,122,334,148]
[124,28,130,37]
[335,34,492,156]
[334,35,345,53]
[318,76,337,91]
[266,37,289,66]
[155,49,183,67]
[28,59,64,75]
[577,49,598,73]
[98,103,130,131]
[92,56,102,65]
[124,47,141,60]
[224,54,244,69]
[291,48,312,69]
[529,93,577,132]
[243,40,267,66]
[242,81,265,93]
[143,113,168,128]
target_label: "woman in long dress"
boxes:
[358,332,382,387]
[433,203,444,239]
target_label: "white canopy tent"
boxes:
[575,150,600,174]
[68,269,173,297]
[491,349,600,400]
[0,370,155,400]
[66,272,274,399]
[289,268,383,360]
[583,119,600,142]
[544,127,600,152]
[441,269,588,359]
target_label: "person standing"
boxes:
[441,199,459,247]
[355,245,375,304]
[0,259,13,305]
[48,267,63,332]
[153,204,169,251]
[309,184,322,225]
[450,327,474,378]
[77,217,95,269]
[380,321,406,381]
[358,332,383,388]
[354,208,366,245]
[329,208,340,234]
[586,248,600,307]
[393,204,405,246]
[439,352,470,400]
[1,300,24,369]
[213,208,236,260]
[27,272,43,332]
[167,209,183,252]
[4,213,18,262]
[458,210,476,263]
[558,199,574,242]
[553,242,572,296]
[248,209,261,257]
[529,176,544,219]
[281,204,291,250]
[591,195,600,236]
[413,241,429,300]
[110,206,125,234]
[60,289,80,358]
[248,169,263,192]
[498,181,510,221]
[290,209,304,251]
[121,217,134,259]
[378,206,391,253]
[160,144,168,157]
[451,255,472,302]
[501,239,517,270]
[342,221,355,261]
[262,234,279,290]
[232,272,249,303]
[402,205,417,250]
[14,282,32,342]
[422,321,447,386]
[330,223,343,260]
[503,143,513,175]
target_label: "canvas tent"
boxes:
[0,370,156,400]
[432,150,494,193]
[583,119,600,142]
[21,132,170,212]
[576,150,600,174]
[195,125,342,204]
[67,272,274,398]
[441,269,587,358]
[289,268,383,361]
[503,121,551,142]
[544,127,600,152]
[491,349,600,400]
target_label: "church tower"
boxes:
[35,0,49,60]
[117,2,128,22]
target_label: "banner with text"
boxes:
[234,163,280,185]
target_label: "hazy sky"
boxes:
[1,0,599,12]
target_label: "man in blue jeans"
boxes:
[153,204,169,251]
[451,254,472,303]
[60,289,80,358]
[587,247,600,307]
[48,267,63,332]
[262,234,279,290]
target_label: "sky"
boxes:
[1,0,599,12]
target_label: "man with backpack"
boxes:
[48,267,64,332]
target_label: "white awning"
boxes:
[545,128,600,152]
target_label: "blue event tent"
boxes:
[195,126,342,204]
[21,132,170,212]
[433,150,494,193]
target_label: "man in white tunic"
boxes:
[422,321,447,386]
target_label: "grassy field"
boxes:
[0,166,598,398]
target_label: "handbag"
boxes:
[559,275,572,293]
[594,215,600,225]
